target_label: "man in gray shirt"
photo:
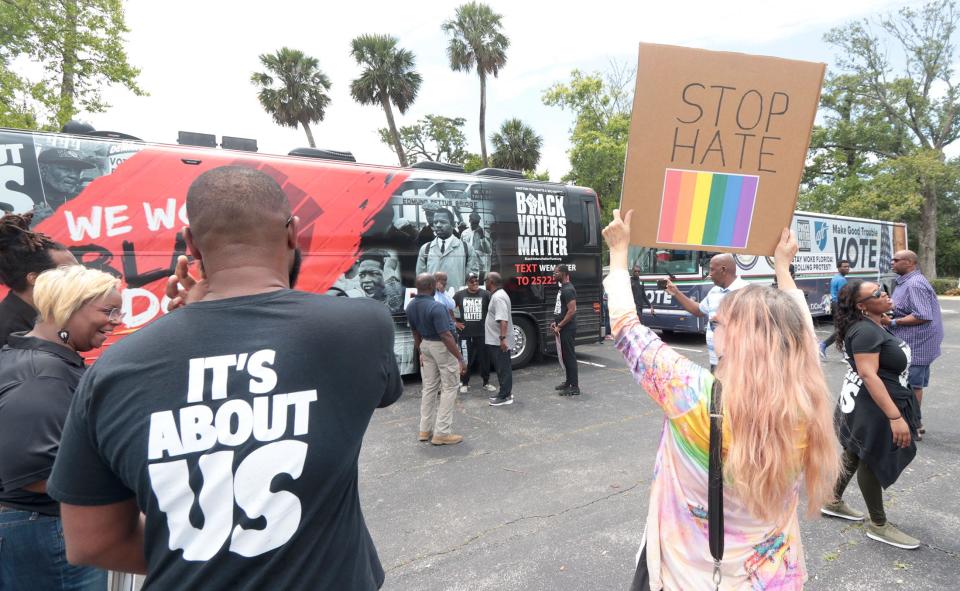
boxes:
[484,272,514,406]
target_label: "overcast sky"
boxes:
[86,0,918,178]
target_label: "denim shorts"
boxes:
[908,364,931,388]
[0,506,107,590]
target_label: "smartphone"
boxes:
[656,279,668,290]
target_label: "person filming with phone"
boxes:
[664,253,747,372]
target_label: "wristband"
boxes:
[887,414,902,421]
[890,318,898,327]
[499,335,506,340]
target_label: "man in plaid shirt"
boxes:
[882,250,944,439]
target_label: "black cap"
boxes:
[37,148,96,169]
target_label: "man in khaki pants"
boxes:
[407,273,467,445]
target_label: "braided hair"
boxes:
[833,278,867,353]
[0,212,68,292]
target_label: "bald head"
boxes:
[892,249,919,276]
[708,253,737,287]
[485,271,503,291]
[186,165,291,250]
[415,273,436,293]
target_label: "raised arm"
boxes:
[773,228,815,338]
[602,210,711,418]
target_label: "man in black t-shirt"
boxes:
[551,264,579,395]
[47,166,402,590]
[453,272,493,393]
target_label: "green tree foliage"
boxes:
[490,118,542,172]
[812,0,960,277]
[0,0,144,129]
[442,2,509,167]
[251,48,332,149]
[543,63,634,224]
[350,34,422,167]
[378,114,469,164]
[462,152,484,173]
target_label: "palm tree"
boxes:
[251,48,331,148]
[490,118,542,172]
[442,2,509,167]
[350,34,422,167]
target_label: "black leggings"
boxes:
[834,448,886,525]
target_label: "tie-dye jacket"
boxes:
[604,269,809,591]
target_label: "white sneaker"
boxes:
[483,384,497,392]
[458,385,468,394]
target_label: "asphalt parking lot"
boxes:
[360,298,960,590]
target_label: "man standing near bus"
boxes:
[416,208,479,289]
[883,250,943,440]
[485,272,514,406]
[819,258,851,359]
[552,265,579,396]
[408,273,467,445]
[46,165,403,590]
[454,273,495,394]
[665,253,747,372]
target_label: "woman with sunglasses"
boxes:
[823,279,920,549]
[0,265,122,590]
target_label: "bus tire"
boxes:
[511,316,537,369]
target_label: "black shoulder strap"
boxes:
[708,379,724,587]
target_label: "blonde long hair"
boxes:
[714,285,839,521]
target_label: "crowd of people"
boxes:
[0,167,948,590]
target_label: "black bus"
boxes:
[0,128,603,372]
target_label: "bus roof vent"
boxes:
[474,167,524,179]
[409,161,465,173]
[288,147,356,162]
[87,130,143,141]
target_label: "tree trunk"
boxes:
[381,94,407,167]
[479,72,488,167]
[58,0,79,128]
[918,180,938,278]
[301,120,316,148]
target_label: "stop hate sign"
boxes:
[622,43,825,255]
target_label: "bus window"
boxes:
[629,246,700,276]
[581,199,598,247]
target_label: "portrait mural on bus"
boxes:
[327,175,502,313]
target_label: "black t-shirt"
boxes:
[842,320,912,401]
[0,291,37,346]
[554,282,577,329]
[453,288,490,338]
[837,319,916,487]
[0,334,85,515]
[48,290,402,591]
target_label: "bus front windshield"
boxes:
[628,246,701,276]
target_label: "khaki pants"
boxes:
[419,339,460,435]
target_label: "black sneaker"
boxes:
[489,395,514,406]
[560,386,581,396]
[554,383,570,391]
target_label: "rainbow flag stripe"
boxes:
[657,169,759,248]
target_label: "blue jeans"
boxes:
[0,507,107,590]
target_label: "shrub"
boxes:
[931,277,959,294]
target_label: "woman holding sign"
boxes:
[602,210,839,590]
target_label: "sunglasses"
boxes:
[857,289,884,303]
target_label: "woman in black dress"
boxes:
[822,279,920,549]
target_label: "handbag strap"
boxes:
[708,379,724,589]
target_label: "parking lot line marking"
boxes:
[577,360,607,367]
[669,346,705,353]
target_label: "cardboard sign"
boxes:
[622,43,825,254]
